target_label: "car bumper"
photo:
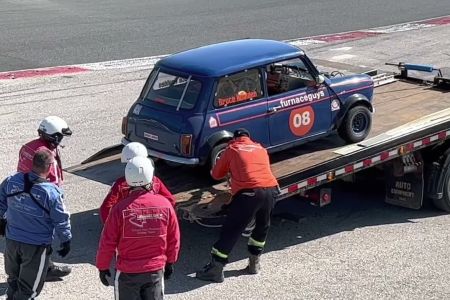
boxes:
[121,137,200,165]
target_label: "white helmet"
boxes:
[121,142,148,163]
[38,116,72,146]
[125,157,155,187]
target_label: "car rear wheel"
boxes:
[338,105,372,143]
[209,143,228,177]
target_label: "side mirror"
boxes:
[315,74,325,85]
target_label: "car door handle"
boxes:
[267,106,281,113]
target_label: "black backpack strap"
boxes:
[6,173,50,215]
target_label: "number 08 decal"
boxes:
[289,106,315,136]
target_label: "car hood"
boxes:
[327,74,374,95]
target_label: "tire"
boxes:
[432,166,450,212]
[338,105,372,143]
[206,143,228,180]
[210,143,228,170]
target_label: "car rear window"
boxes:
[144,70,201,110]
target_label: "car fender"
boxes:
[336,93,373,128]
[206,130,233,147]
[198,130,233,164]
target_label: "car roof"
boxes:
[157,39,304,77]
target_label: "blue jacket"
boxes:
[0,172,72,246]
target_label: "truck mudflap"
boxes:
[384,153,424,209]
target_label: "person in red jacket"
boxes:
[96,157,180,300]
[18,116,72,187]
[196,128,279,283]
[99,142,175,224]
[17,116,73,281]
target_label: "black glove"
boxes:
[57,240,71,258]
[0,218,6,237]
[99,269,111,286]
[164,263,174,280]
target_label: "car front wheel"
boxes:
[338,105,372,143]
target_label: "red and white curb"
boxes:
[1,15,450,80]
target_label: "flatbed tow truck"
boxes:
[70,63,450,227]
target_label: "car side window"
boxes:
[214,69,263,108]
[266,58,315,97]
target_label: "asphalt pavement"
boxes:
[1,0,450,71]
[1,22,450,300]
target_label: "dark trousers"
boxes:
[213,187,278,262]
[4,238,51,300]
[115,269,164,300]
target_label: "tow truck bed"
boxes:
[165,80,450,204]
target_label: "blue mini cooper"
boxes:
[122,39,374,168]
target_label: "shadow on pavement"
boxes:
[163,179,446,294]
[0,174,446,295]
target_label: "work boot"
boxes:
[45,264,72,282]
[246,255,261,274]
[196,259,225,283]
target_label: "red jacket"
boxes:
[212,136,278,195]
[99,176,176,224]
[96,189,180,273]
[17,138,63,186]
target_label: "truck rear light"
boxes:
[121,117,128,135]
[180,134,193,155]
[321,190,331,206]
[307,188,332,207]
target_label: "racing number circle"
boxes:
[289,106,315,136]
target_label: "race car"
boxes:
[121,39,374,169]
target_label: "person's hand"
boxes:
[57,240,71,257]
[99,269,111,286]
[164,264,174,280]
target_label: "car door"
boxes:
[266,57,332,146]
[204,68,270,147]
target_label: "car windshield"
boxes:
[144,70,201,110]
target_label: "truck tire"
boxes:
[432,166,450,212]
[338,105,372,143]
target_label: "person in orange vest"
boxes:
[17,116,73,281]
[99,142,175,224]
[196,128,279,282]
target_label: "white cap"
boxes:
[125,157,154,187]
[121,142,148,163]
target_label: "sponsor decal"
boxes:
[217,90,258,107]
[157,77,187,89]
[331,99,340,111]
[279,90,325,109]
[123,208,168,238]
[209,116,218,128]
[144,132,159,141]
[289,106,315,136]
[236,144,263,152]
